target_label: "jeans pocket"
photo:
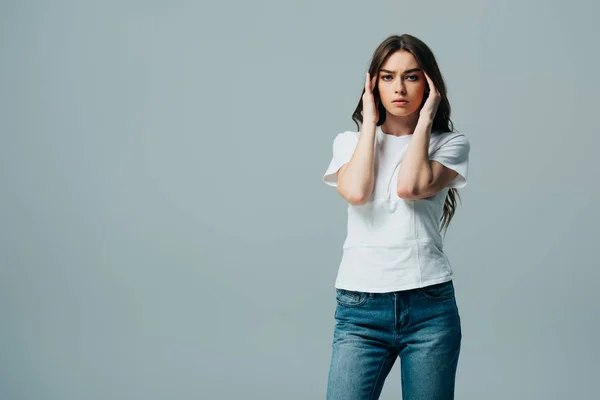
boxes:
[418,280,455,301]
[335,288,369,307]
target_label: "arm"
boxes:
[395,117,433,197]
[395,119,458,200]
[337,72,379,205]
[337,121,376,205]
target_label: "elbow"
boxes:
[348,194,368,206]
[345,189,369,205]
[339,187,369,205]
[397,186,419,200]
[338,182,370,205]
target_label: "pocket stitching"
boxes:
[418,281,455,301]
[336,289,369,307]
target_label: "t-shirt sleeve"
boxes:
[430,133,471,188]
[322,131,359,187]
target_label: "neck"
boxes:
[380,112,420,136]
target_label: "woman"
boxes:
[322,34,470,400]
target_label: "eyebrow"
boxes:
[379,68,422,74]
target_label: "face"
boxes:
[377,50,427,117]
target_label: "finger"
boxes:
[424,71,437,94]
[423,71,431,91]
[365,72,373,96]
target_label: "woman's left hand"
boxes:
[419,71,441,121]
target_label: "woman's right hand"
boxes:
[361,72,379,124]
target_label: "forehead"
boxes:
[380,50,419,72]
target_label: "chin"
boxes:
[386,108,418,117]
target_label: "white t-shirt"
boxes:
[323,125,470,292]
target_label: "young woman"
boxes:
[322,34,470,400]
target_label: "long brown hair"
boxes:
[352,34,460,234]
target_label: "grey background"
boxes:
[1,0,598,399]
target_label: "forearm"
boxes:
[338,121,377,203]
[396,118,433,195]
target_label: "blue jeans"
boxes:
[326,280,462,400]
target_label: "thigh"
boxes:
[326,289,397,400]
[400,280,462,400]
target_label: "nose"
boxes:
[394,78,406,94]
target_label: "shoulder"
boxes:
[431,131,470,150]
[332,130,360,145]
[337,130,360,139]
[431,130,468,142]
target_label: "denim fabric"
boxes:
[326,280,462,400]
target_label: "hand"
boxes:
[419,71,441,121]
[360,72,379,124]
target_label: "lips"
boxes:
[392,99,408,103]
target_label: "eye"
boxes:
[405,75,419,81]
[381,75,393,81]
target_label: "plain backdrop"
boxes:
[1,0,599,399]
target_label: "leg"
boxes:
[326,290,398,400]
[399,280,462,400]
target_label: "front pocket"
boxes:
[419,280,455,301]
[335,289,369,307]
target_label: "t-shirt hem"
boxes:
[334,274,454,293]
